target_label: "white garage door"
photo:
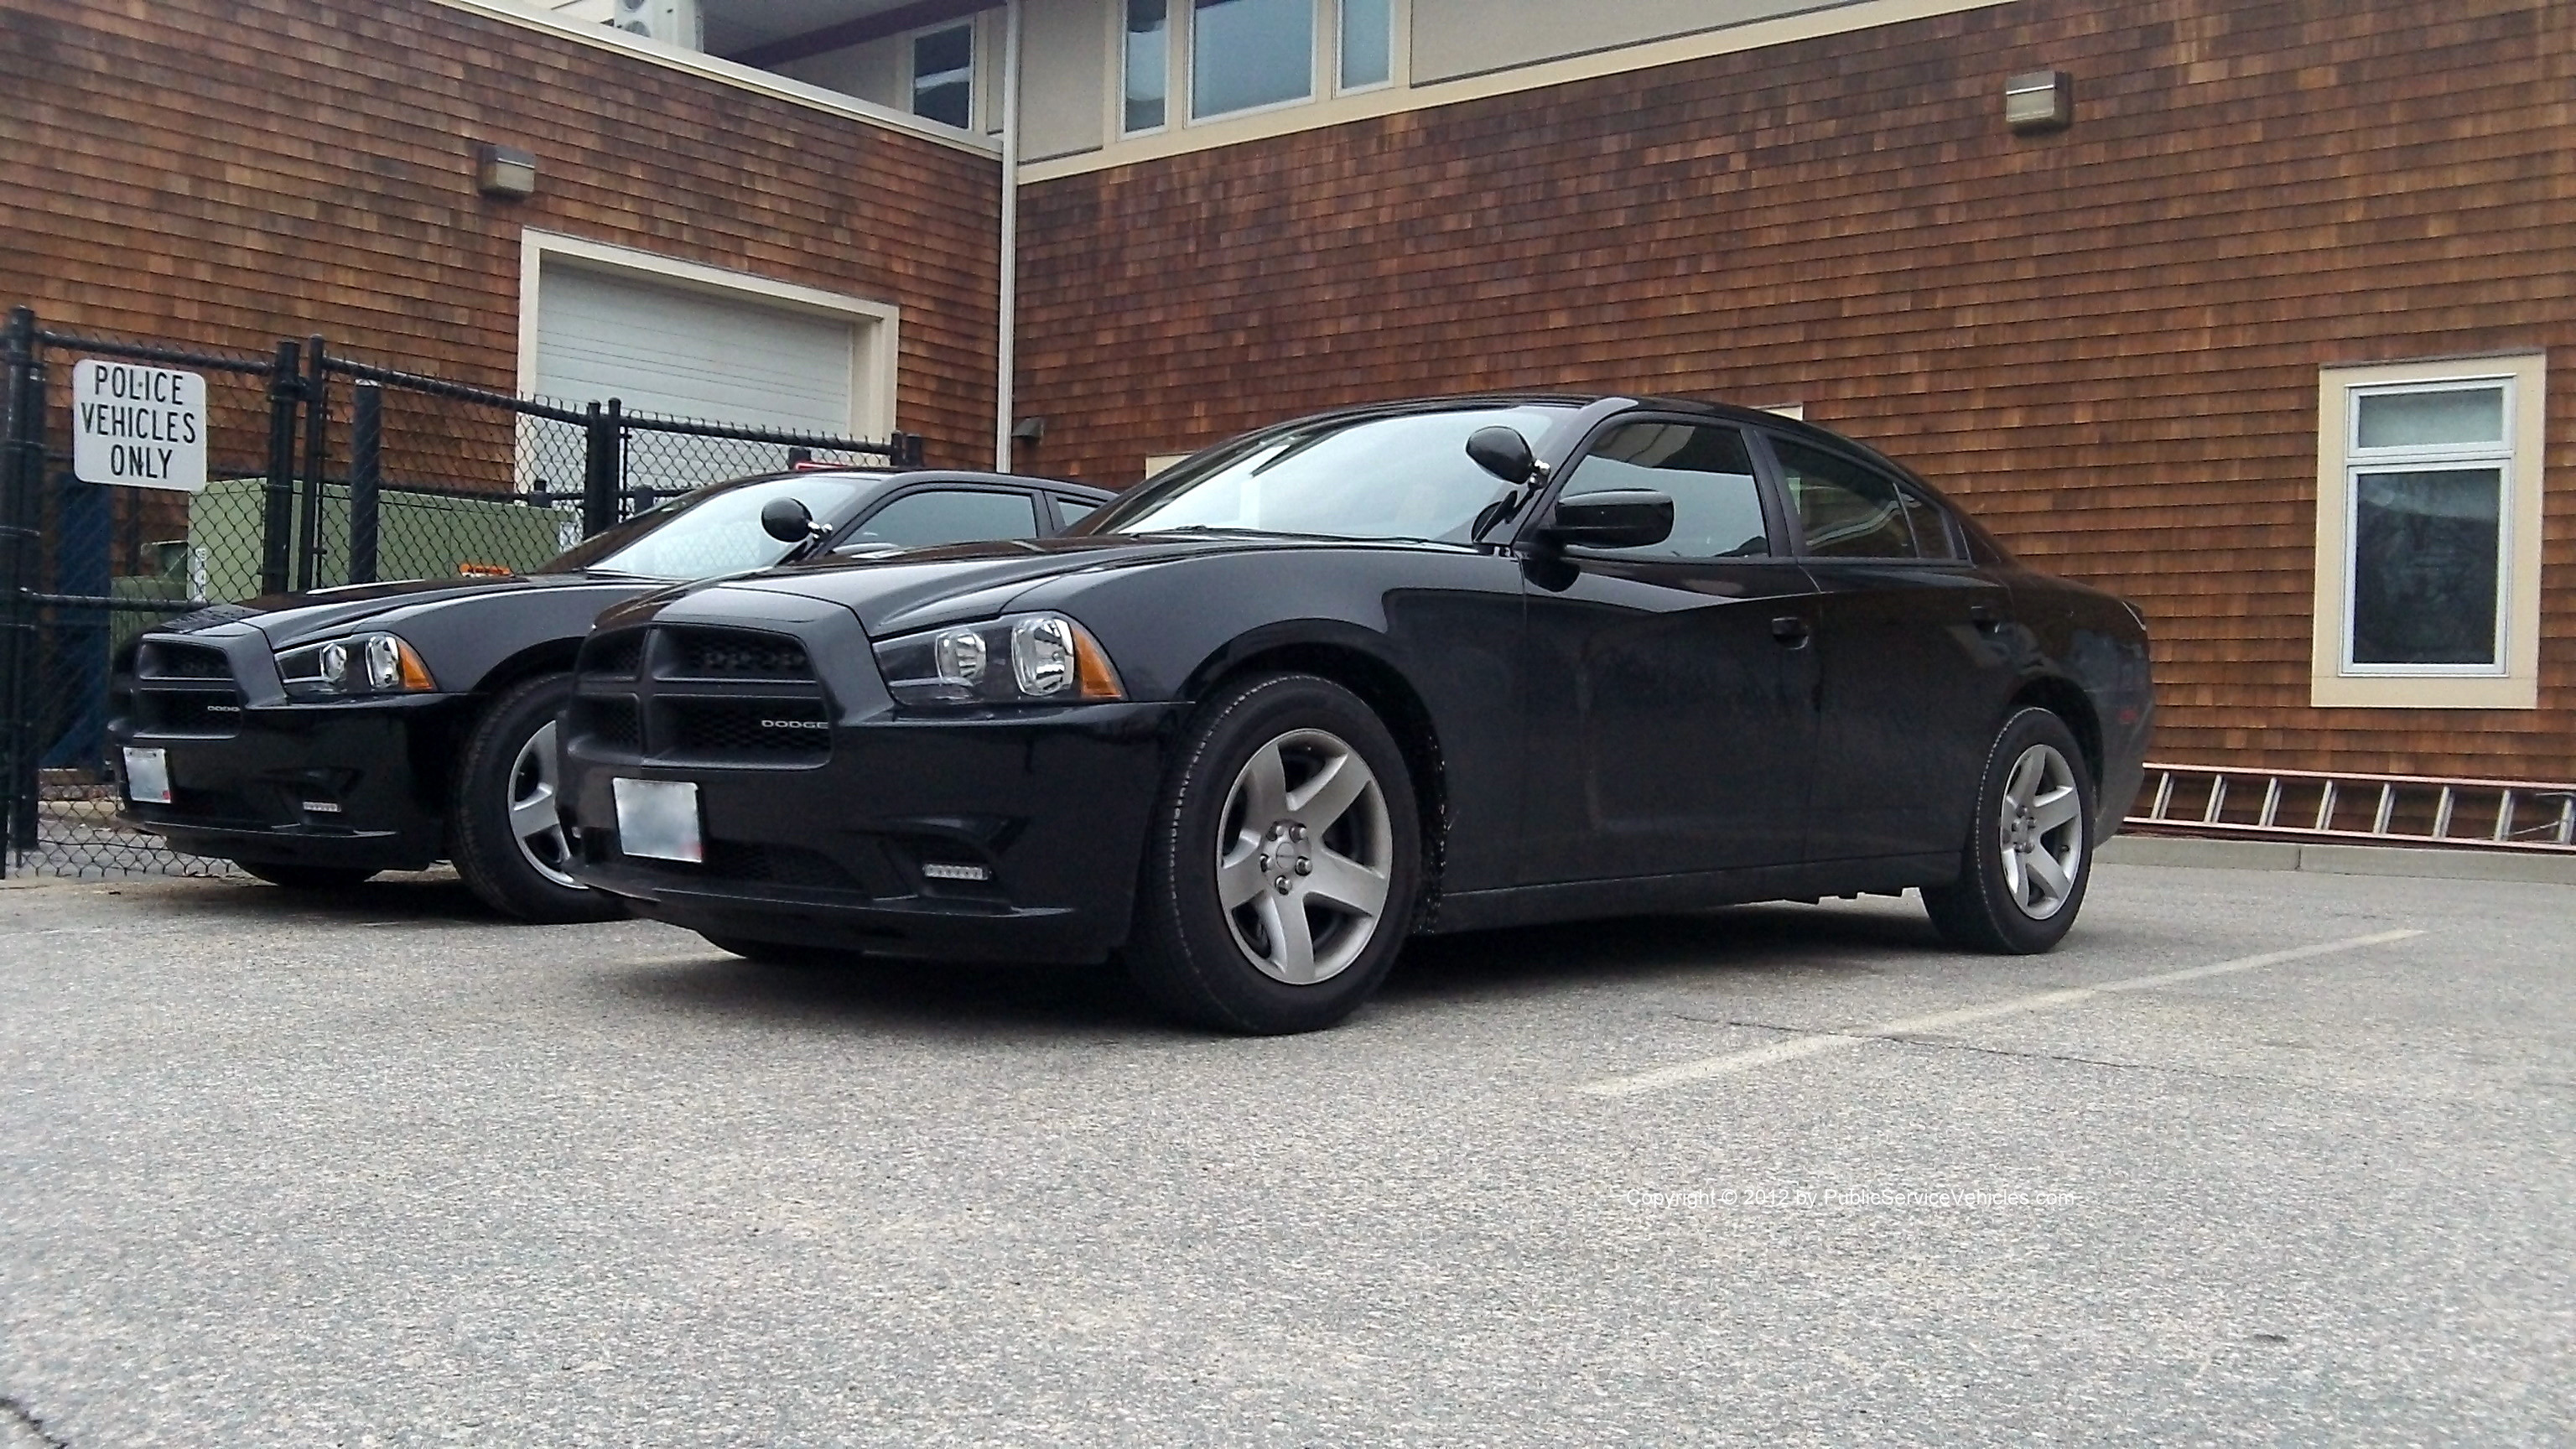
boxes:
[532,263,859,436]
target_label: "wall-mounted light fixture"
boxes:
[2004,70,2072,133]
[475,143,538,200]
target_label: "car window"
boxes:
[1556,421,1769,559]
[1774,439,1919,559]
[539,475,876,579]
[1899,486,1963,561]
[849,489,1041,548]
[1052,496,1098,531]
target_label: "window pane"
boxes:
[1124,0,1167,132]
[912,23,973,129]
[1559,423,1768,559]
[2350,468,2501,667]
[2356,387,2504,449]
[852,490,1040,549]
[1774,439,1918,559]
[1192,0,1314,119]
[1339,0,1390,88]
[1053,496,1098,530]
[1899,488,1961,560]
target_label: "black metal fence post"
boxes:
[260,338,302,596]
[580,397,621,538]
[296,335,329,591]
[0,307,40,870]
[347,381,382,585]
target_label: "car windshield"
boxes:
[1085,404,1580,544]
[537,474,879,579]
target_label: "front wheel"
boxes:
[1125,673,1420,1035]
[1922,707,2097,953]
[450,673,626,925]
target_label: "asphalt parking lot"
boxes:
[3,860,2570,1446]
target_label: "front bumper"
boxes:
[564,702,1182,963]
[110,695,460,872]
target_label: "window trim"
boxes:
[1119,0,1171,138]
[1334,0,1396,96]
[2310,353,2545,710]
[1112,0,1408,140]
[906,18,978,132]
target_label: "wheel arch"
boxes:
[412,638,584,814]
[1183,629,1449,926]
[2009,673,2105,788]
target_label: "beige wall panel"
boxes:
[1413,0,1866,83]
[1021,0,1109,159]
[776,35,906,110]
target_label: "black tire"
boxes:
[450,672,625,925]
[239,861,378,890]
[1923,706,2099,953]
[1125,672,1420,1035]
[701,933,860,969]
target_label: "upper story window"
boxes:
[1124,0,1170,132]
[1123,0,1400,136]
[911,22,974,129]
[2310,353,2545,709]
[1193,0,1315,120]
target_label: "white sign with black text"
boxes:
[73,359,208,491]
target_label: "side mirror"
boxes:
[1465,425,1537,484]
[761,496,820,544]
[1540,489,1675,551]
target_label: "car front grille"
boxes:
[131,641,245,738]
[570,625,829,766]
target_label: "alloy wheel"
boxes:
[507,719,581,891]
[1216,728,1394,985]
[1997,741,2085,920]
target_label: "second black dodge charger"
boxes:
[110,467,1109,922]
[563,396,2153,1033]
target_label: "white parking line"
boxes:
[1575,927,2424,1098]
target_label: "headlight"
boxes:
[276,631,438,699]
[875,612,1124,709]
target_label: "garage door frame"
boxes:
[513,230,901,438]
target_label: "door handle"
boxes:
[1969,604,2003,631]
[1770,615,1813,646]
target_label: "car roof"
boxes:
[725,467,1114,502]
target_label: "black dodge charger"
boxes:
[109,467,1110,921]
[561,396,2153,1033]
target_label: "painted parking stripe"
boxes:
[1576,927,2424,1098]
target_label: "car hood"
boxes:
[666,533,1448,638]
[195,573,625,648]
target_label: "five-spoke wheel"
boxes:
[1924,707,2097,953]
[452,673,625,924]
[1127,673,1420,1034]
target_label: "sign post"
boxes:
[72,359,207,491]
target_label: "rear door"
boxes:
[1763,432,2015,862]
[1516,416,1823,883]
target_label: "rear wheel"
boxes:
[239,861,377,891]
[1125,673,1419,1035]
[1922,707,2096,953]
[451,673,625,924]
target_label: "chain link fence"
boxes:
[0,306,923,878]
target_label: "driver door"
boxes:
[1516,418,1823,885]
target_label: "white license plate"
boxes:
[613,778,703,864]
[122,747,172,804]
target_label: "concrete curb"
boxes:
[2101,834,2576,886]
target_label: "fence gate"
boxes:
[0,305,921,879]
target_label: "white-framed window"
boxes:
[1120,0,1400,136]
[911,20,974,130]
[2311,353,2546,710]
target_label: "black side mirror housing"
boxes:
[1465,425,1537,484]
[1540,489,1675,551]
[761,496,819,544]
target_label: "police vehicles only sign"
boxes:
[74,359,208,491]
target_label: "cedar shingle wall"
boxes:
[0,0,1000,469]
[1016,0,2576,780]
